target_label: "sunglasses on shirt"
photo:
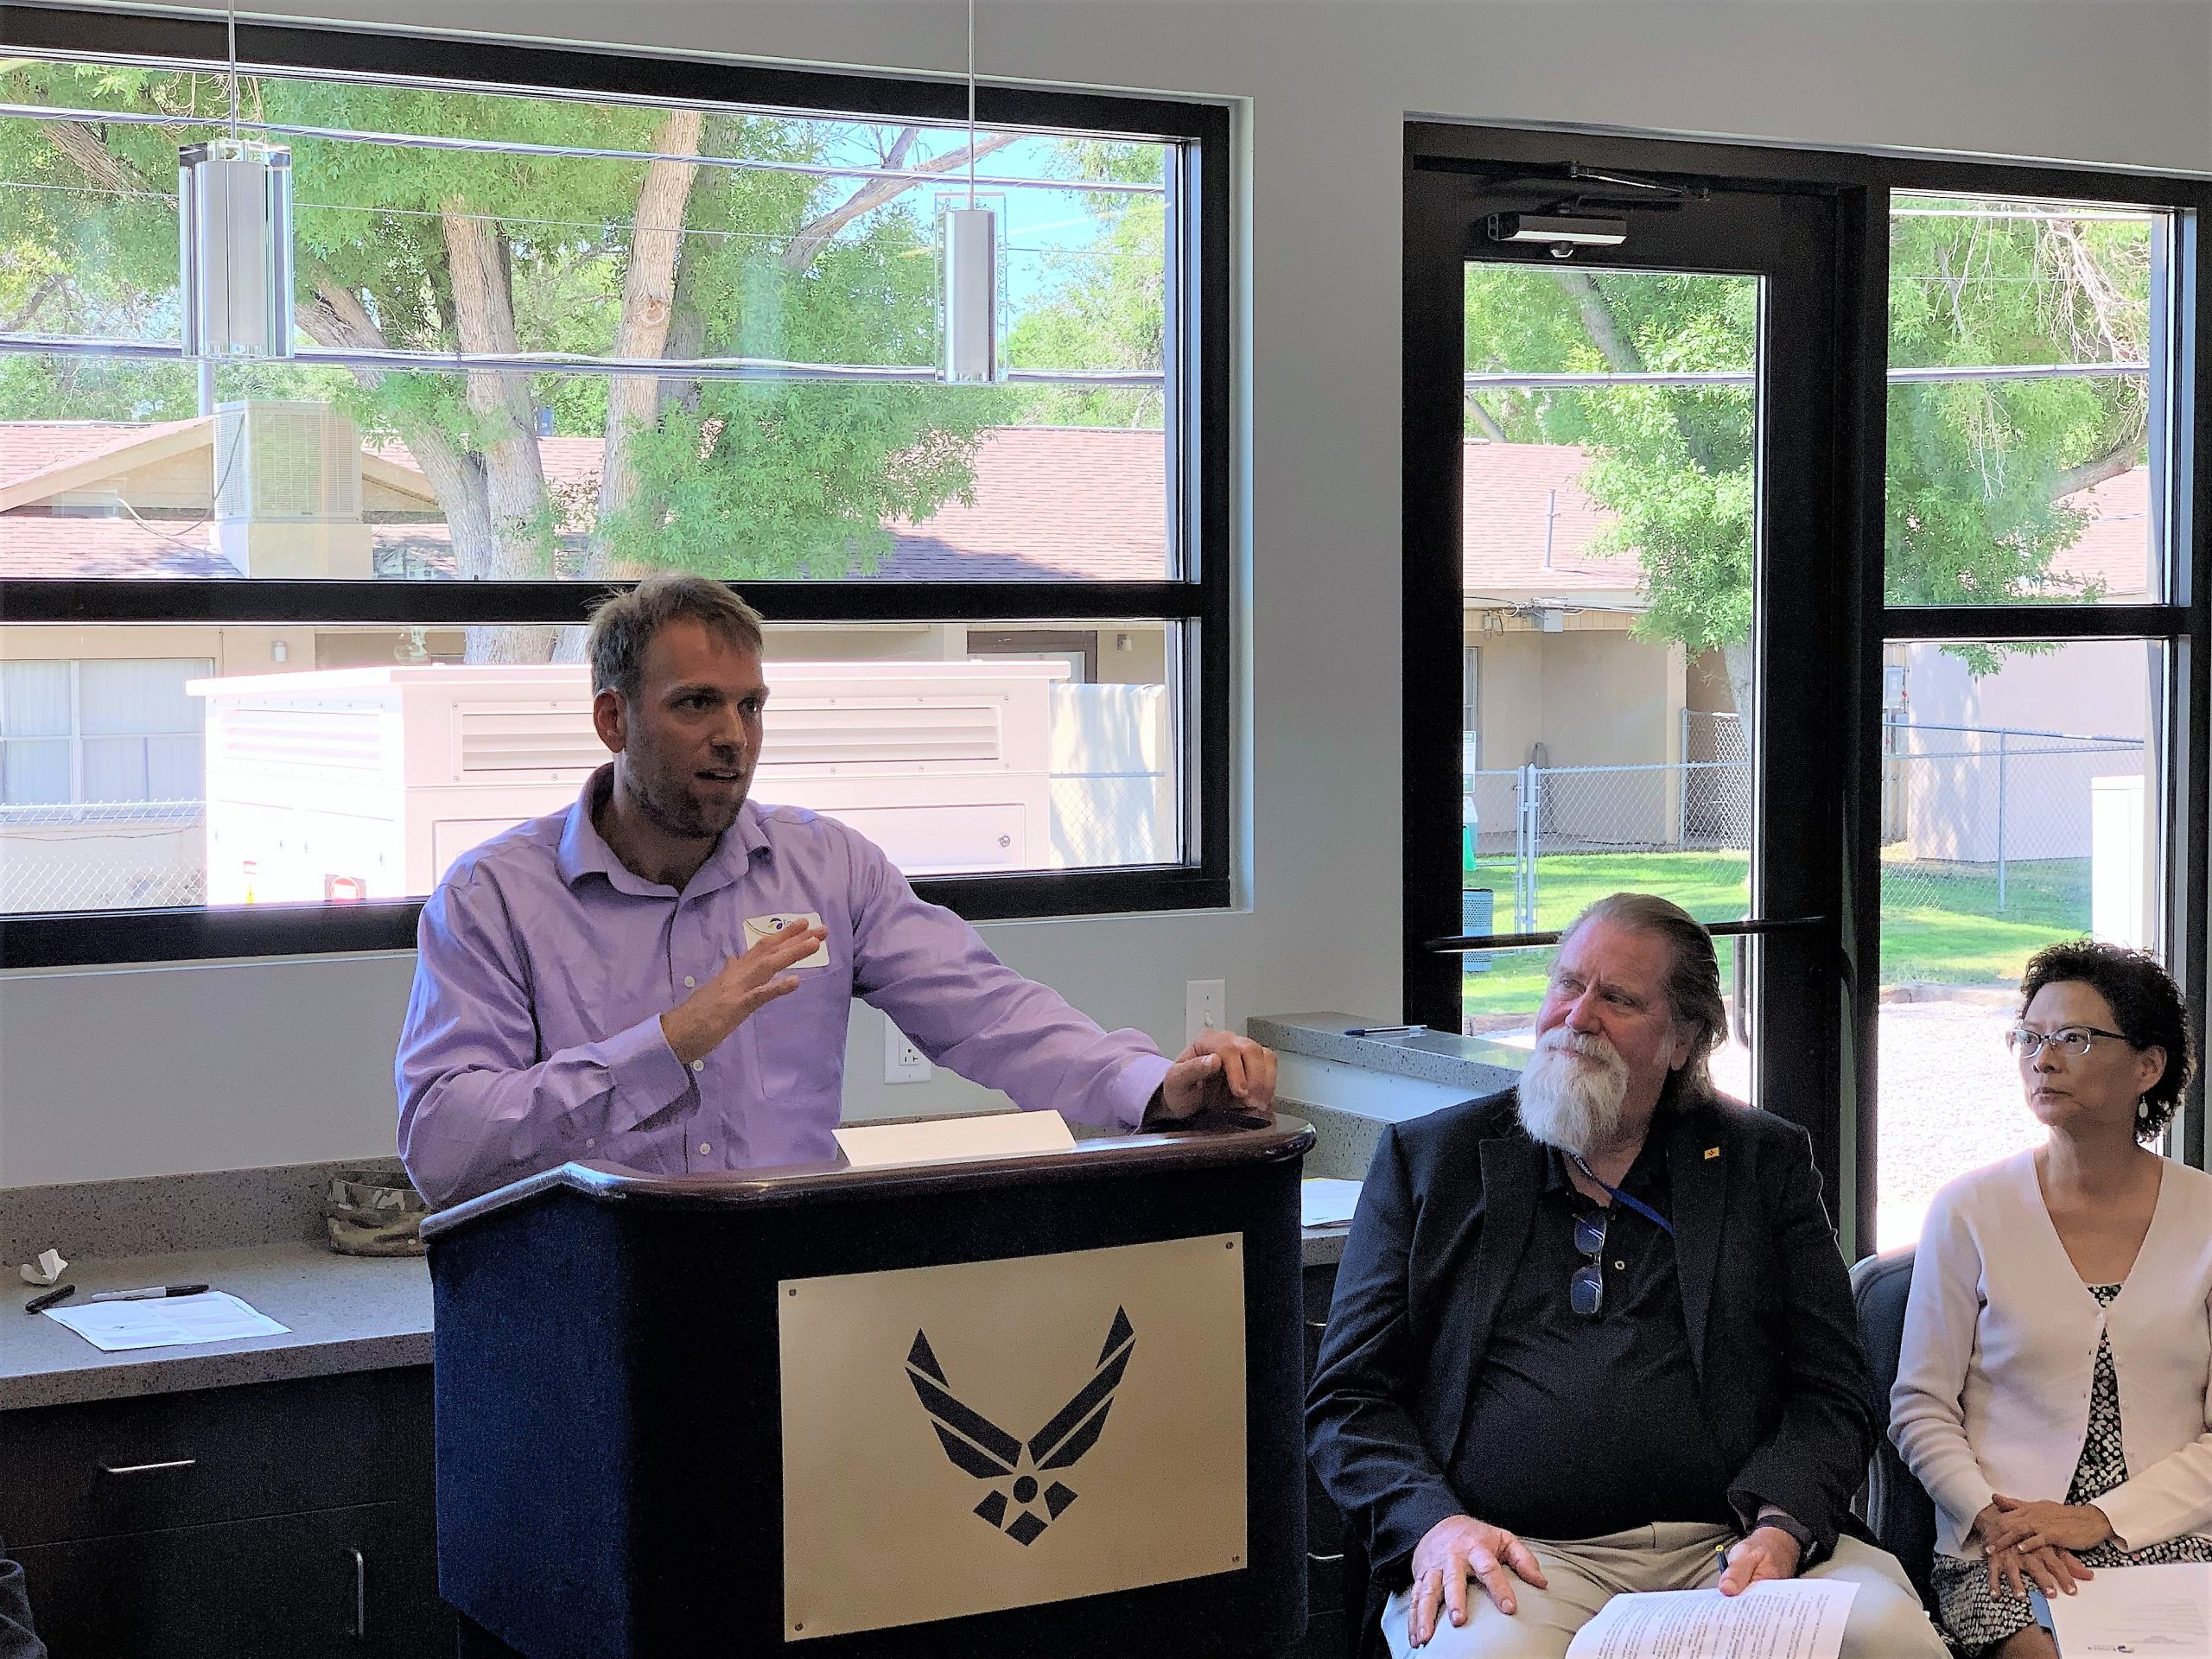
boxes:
[1571,1211,1608,1317]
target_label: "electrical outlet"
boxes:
[1185,978,1226,1046]
[883,1013,932,1084]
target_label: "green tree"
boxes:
[1003,141,1166,429]
[2,63,1020,658]
[1462,206,2151,721]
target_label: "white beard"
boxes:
[1516,1029,1632,1155]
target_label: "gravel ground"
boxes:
[1868,1001,2047,1251]
[1707,1001,2038,1250]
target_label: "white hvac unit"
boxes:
[189,660,1062,905]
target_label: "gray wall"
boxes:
[3,0,2209,1185]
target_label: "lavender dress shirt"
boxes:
[396,766,1172,1205]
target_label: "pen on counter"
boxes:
[1345,1024,1426,1038]
[23,1283,75,1315]
[85,1284,209,1304]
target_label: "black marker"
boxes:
[23,1284,76,1315]
[1346,1024,1426,1038]
[85,1284,210,1304]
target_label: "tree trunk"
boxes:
[588,108,705,587]
[296,274,550,660]
[2047,438,2139,503]
[41,120,149,195]
[1719,640,1758,757]
[442,203,560,661]
[1550,268,1724,475]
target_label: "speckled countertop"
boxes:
[1252,1013,1526,1091]
[3,1022,1519,1408]
[3,1241,431,1411]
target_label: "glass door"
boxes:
[1405,137,1847,1181]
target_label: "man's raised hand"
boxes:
[660,919,830,1066]
[1405,1513,1548,1648]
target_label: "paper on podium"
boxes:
[1565,1579,1857,1659]
[2044,1561,2212,1653]
[834,1109,1077,1170]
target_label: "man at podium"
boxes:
[396,575,1274,1207]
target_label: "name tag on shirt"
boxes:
[745,911,831,969]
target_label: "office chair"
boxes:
[1849,1245,1941,1611]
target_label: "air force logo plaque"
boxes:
[778,1234,1248,1639]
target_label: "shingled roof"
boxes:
[0,419,2153,599]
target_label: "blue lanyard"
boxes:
[1569,1152,1677,1238]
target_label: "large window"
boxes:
[1874,190,2192,1246]
[1405,128,2208,1248]
[0,9,1230,966]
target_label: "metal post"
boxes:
[1526,764,1541,931]
[1515,762,1538,932]
[1677,707,1690,849]
[1996,729,2009,913]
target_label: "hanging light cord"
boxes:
[226,0,241,142]
[964,0,973,211]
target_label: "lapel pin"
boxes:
[1704,1147,1720,1160]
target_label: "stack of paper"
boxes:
[2044,1561,2211,1654]
[44,1291,289,1353]
[1565,1580,1857,1659]
[1301,1178,1363,1229]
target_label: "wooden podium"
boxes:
[420,1119,1315,1657]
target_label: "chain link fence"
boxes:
[0,801,206,912]
[1878,719,2144,921]
[1463,714,2139,940]
[1049,772,1174,868]
[1465,712,1754,931]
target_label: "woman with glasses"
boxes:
[1891,939,2212,1658]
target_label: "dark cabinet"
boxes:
[0,1366,453,1659]
[1290,1260,1358,1659]
[15,1498,447,1658]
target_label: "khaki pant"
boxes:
[1379,1523,1949,1659]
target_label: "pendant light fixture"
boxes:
[178,0,294,360]
[941,0,1001,384]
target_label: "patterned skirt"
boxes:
[1932,1283,2212,1655]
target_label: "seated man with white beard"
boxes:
[1306,893,1945,1659]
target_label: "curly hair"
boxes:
[2018,938,2196,1143]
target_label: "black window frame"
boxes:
[0,3,1235,969]
[1403,122,2210,1254]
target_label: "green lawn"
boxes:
[1877,855,2090,984]
[1460,850,2089,1018]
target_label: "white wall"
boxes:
[4,0,2209,1185]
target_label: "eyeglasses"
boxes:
[2005,1025,2132,1059]
[1570,1211,1608,1317]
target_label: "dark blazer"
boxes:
[1306,1087,1874,1598]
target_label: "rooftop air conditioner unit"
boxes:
[210,400,372,578]
[214,400,363,524]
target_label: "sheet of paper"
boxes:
[43,1290,290,1353]
[1301,1177,1363,1228]
[2044,1561,2212,1653]
[834,1109,1077,1171]
[1565,1580,1858,1659]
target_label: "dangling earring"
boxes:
[2139,1097,2151,1122]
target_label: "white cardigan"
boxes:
[1891,1150,2212,1559]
